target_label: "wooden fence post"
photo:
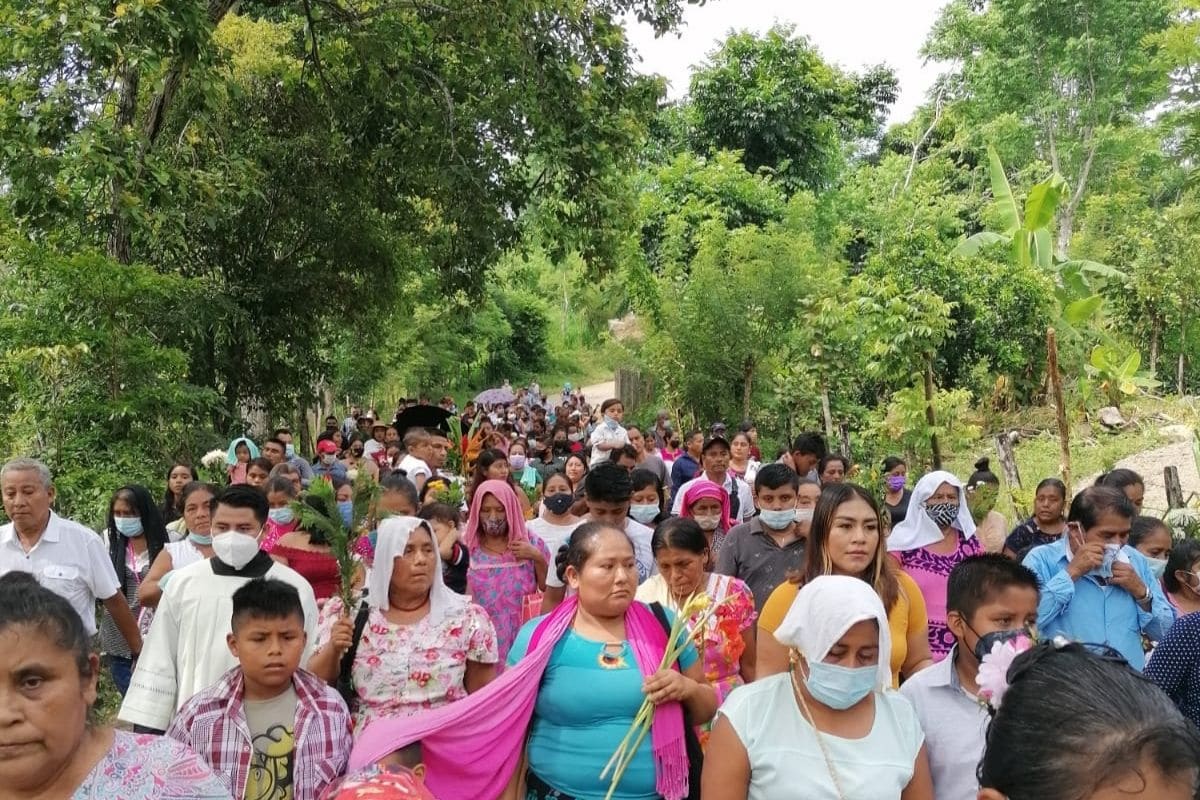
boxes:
[1166,466,1185,509]
[1046,328,1072,496]
[995,431,1027,520]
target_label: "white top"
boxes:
[164,539,206,572]
[0,513,120,636]
[721,674,925,800]
[398,454,432,483]
[671,472,755,523]
[899,647,987,800]
[587,422,630,467]
[527,517,585,589]
[623,518,656,584]
[363,439,384,458]
[118,555,318,730]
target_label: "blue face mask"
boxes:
[188,532,213,546]
[113,516,143,538]
[285,443,296,458]
[758,508,795,530]
[269,506,295,525]
[338,500,354,528]
[804,660,877,710]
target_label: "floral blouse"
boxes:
[691,573,756,705]
[467,534,551,664]
[73,731,230,799]
[315,596,498,731]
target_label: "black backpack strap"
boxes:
[337,601,372,705]
[649,601,672,638]
[647,602,704,799]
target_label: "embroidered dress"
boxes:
[72,731,230,799]
[899,531,983,661]
[315,596,498,731]
[466,534,551,663]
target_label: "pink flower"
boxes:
[977,634,1034,709]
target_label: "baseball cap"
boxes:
[702,434,731,453]
[316,439,338,455]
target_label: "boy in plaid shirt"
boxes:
[168,578,352,800]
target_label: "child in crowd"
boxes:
[167,578,352,800]
[900,554,1040,800]
[418,502,469,594]
[323,742,438,800]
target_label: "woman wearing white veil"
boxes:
[887,471,982,662]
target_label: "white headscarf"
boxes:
[886,469,976,552]
[367,516,466,625]
[775,575,892,691]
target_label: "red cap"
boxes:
[316,439,338,455]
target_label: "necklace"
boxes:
[597,641,629,669]
[789,659,847,800]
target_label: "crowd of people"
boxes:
[2,384,1200,800]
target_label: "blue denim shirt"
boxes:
[1023,537,1175,669]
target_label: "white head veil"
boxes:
[886,469,976,552]
[775,574,892,691]
[367,516,465,624]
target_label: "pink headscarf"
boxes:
[681,479,733,531]
[349,595,690,800]
[463,479,529,550]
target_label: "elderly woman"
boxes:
[887,471,982,662]
[758,484,933,686]
[137,481,218,610]
[679,480,734,566]
[309,517,499,730]
[637,518,757,715]
[347,522,719,800]
[465,479,551,662]
[703,575,933,800]
[0,572,230,799]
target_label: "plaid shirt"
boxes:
[167,666,353,800]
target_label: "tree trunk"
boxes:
[1150,316,1162,376]
[742,358,753,421]
[1047,328,1072,496]
[1166,465,1185,509]
[837,423,851,461]
[819,380,834,443]
[924,357,942,470]
[106,64,140,264]
[1180,352,1187,397]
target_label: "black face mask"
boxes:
[553,441,569,453]
[969,625,1034,662]
[543,492,574,516]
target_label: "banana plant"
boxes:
[1084,345,1161,409]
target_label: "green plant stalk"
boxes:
[604,718,653,800]
[601,701,655,779]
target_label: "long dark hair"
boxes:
[161,462,198,523]
[979,642,1200,799]
[107,485,169,593]
[469,447,517,503]
[800,483,899,611]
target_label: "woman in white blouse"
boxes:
[703,575,933,800]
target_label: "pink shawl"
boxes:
[348,595,689,800]
[681,479,733,531]
[464,479,529,549]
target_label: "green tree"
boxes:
[687,25,897,192]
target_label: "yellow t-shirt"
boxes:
[244,687,298,800]
[758,571,927,688]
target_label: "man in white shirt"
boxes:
[540,462,656,612]
[120,484,318,732]
[397,428,434,492]
[671,435,754,523]
[0,458,142,654]
[587,398,630,467]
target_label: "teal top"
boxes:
[508,609,699,800]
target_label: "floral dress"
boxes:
[899,531,984,661]
[467,534,551,663]
[315,596,498,731]
[73,731,230,799]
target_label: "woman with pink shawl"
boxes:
[349,521,718,800]
[679,480,734,568]
[465,479,552,663]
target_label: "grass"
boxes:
[942,395,1200,520]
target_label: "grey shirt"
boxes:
[898,646,988,800]
[714,517,805,612]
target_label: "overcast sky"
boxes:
[623,0,951,124]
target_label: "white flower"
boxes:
[346,468,359,481]
[200,449,227,469]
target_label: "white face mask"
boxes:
[694,514,721,531]
[794,507,815,523]
[212,531,262,570]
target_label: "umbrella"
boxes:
[474,387,516,405]
[392,405,454,436]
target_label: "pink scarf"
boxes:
[681,479,733,531]
[348,595,689,800]
[463,479,529,549]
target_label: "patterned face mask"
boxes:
[924,502,959,529]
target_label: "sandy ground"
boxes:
[1083,438,1200,516]
[580,379,616,406]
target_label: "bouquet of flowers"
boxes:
[977,632,1036,711]
[199,448,228,485]
[291,472,379,612]
[601,592,727,799]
